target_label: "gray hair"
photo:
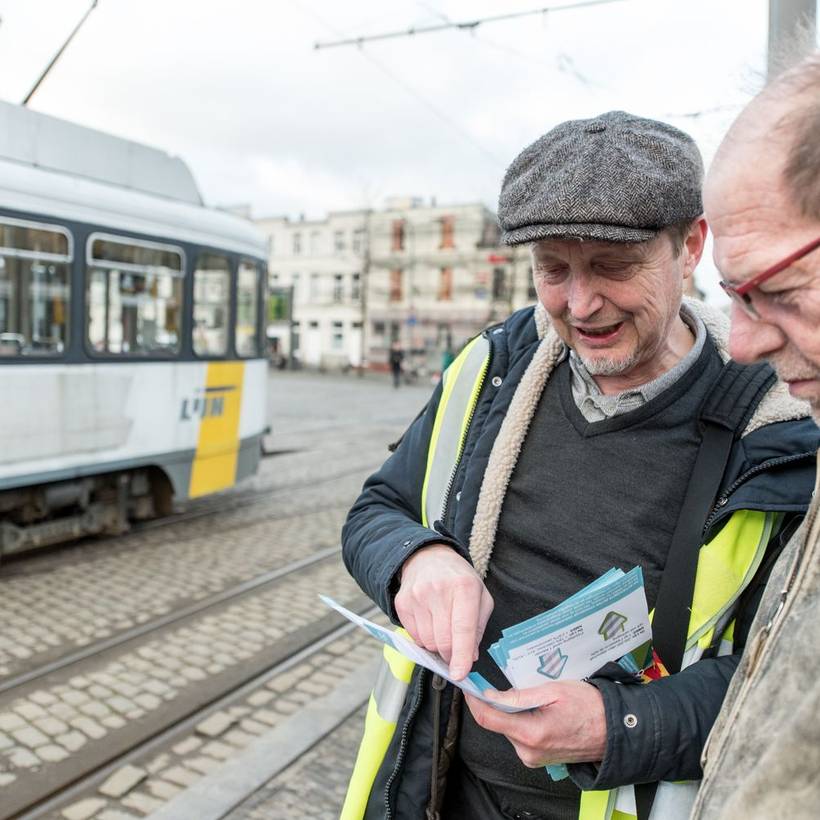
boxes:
[765,51,820,220]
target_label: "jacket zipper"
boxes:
[701,451,815,536]
[384,669,427,820]
[439,337,492,526]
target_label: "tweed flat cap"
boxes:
[498,110,704,245]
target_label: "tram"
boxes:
[0,101,269,558]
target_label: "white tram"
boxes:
[0,101,269,557]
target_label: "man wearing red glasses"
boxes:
[692,52,820,819]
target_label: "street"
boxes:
[0,370,432,820]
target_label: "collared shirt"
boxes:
[569,305,706,422]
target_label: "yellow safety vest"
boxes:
[342,335,775,820]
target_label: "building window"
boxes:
[270,271,279,283]
[291,272,300,301]
[389,269,403,302]
[309,320,319,329]
[331,320,344,350]
[267,234,275,255]
[333,231,345,253]
[309,272,320,301]
[193,252,230,357]
[351,272,361,301]
[440,215,455,249]
[292,232,302,255]
[492,267,507,301]
[352,228,365,255]
[86,235,183,355]
[391,220,405,252]
[438,267,453,301]
[0,217,72,356]
[373,321,385,337]
[309,230,321,255]
[333,273,344,302]
[236,259,261,357]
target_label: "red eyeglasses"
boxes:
[719,235,820,319]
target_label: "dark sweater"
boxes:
[455,338,724,819]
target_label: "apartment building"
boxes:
[255,198,535,373]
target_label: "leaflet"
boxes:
[319,596,529,714]
[490,567,651,689]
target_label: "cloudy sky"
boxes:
[0,0,817,298]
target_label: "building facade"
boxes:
[256,198,535,374]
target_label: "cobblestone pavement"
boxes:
[228,704,368,820]
[49,628,384,820]
[0,371,430,819]
[0,372,430,678]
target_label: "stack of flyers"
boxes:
[488,567,653,689]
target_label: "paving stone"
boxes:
[200,740,234,760]
[238,718,269,735]
[102,715,127,730]
[246,690,274,707]
[57,731,88,752]
[184,755,222,775]
[0,731,13,749]
[49,702,77,721]
[62,691,90,707]
[69,676,92,689]
[0,713,26,732]
[61,797,107,820]
[146,753,171,774]
[172,736,202,756]
[107,696,136,715]
[161,764,200,787]
[251,709,280,727]
[297,679,331,696]
[8,747,40,768]
[121,792,164,815]
[14,701,48,723]
[0,772,17,786]
[133,693,162,710]
[224,728,255,747]
[35,716,70,736]
[98,811,141,820]
[145,778,182,800]
[98,764,148,798]
[196,711,235,738]
[70,716,107,740]
[12,726,50,748]
[38,744,71,763]
[80,701,113,719]
[29,690,59,706]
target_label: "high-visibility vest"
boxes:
[342,333,775,820]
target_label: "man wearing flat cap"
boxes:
[341,112,818,820]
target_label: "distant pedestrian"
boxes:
[389,341,404,388]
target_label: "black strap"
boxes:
[635,360,774,820]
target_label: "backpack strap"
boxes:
[635,360,775,820]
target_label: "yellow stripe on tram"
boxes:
[189,362,245,498]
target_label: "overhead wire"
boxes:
[293,0,507,169]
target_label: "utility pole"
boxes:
[768,0,817,79]
[23,1,100,106]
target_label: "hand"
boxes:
[395,544,493,680]
[463,681,606,767]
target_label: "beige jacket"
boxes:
[690,450,820,819]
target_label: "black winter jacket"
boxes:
[342,304,819,819]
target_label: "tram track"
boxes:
[0,546,342,696]
[7,608,380,820]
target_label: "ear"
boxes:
[682,217,708,280]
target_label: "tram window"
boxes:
[236,260,260,357]
[0,218,71,357]
[193,253,230,357]
[86,235,183,355]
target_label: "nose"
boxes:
[567,272,604,320]
[728,303,787,363]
